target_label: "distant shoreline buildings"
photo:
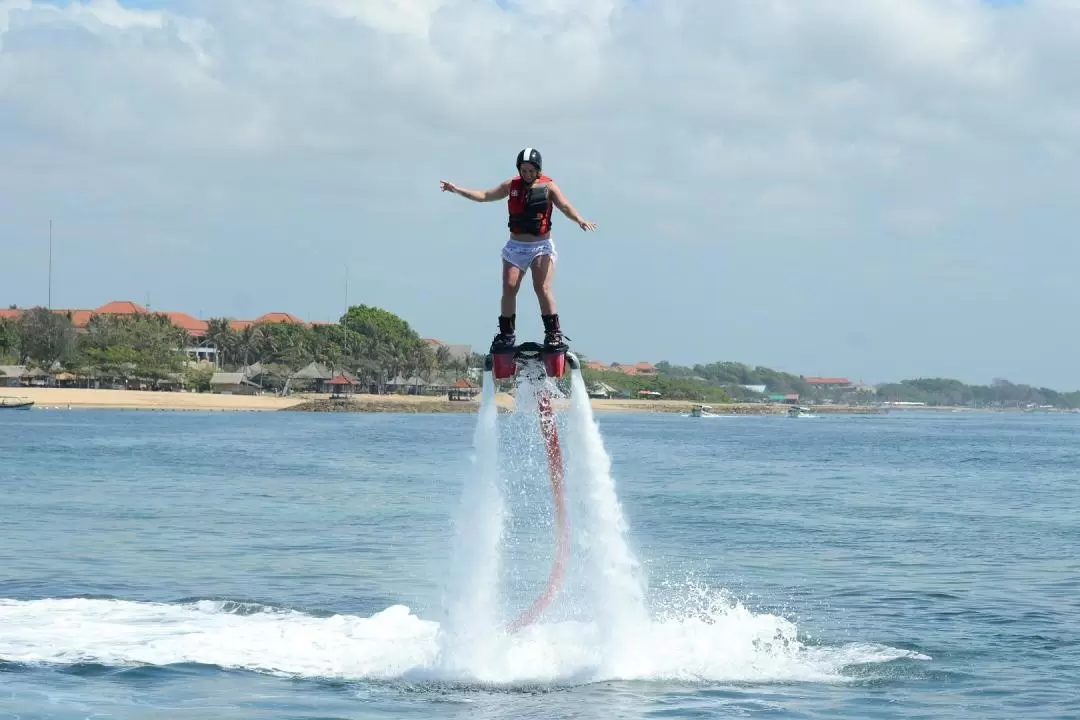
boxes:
[1,299,335,337]
[2,299,865,400]
[0,299,471,368]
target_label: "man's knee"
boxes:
[503,275,524,295]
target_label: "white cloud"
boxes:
[1,0,1079,387]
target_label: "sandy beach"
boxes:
[0,387,892,415]
[4,387,302,412]
[3,387,506,412]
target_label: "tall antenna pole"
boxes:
[48,219,53,309]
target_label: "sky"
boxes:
[1,0,1079,389]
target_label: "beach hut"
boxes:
[387,375,428,395]
[447,378,478,401]
[210,372,260,395]
[288,361,333,393]
[327,372,358,400]
[588,382,617,399]
[0,365,27,388]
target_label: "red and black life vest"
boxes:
[507,175,554,236]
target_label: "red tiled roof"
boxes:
[805,377,851,385]
[1,307,96,327]
[95,301,147,315]
[163,311,209,336]
[64,310,95,327]
[1,300,344,338]
[582,359,659,376]
[327,373,355,385]
[253,312,304,325]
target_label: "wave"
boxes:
[0,594,928,687]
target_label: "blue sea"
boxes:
[1,394,1078,719]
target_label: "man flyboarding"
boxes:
[440,148,597,354]
[442,149,592,631]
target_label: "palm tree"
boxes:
[0,318,17,362]
[434,345,451,373]
[205,318,236,369]
[236,324,263,367]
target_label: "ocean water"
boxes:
[1,396,1078,719]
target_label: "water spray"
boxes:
[485,342,579,631]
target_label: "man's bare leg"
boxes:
[494,260,525,349]
[530,254,564,347]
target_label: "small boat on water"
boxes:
[690,404,715,417]
[0,395,34,410]
[788,405,815,418]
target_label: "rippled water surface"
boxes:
[1,405,1077,719]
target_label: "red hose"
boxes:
[508,389,570,632]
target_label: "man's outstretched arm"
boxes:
[548,182,597,231]
[440,179,512,202]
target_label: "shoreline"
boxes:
[3,387,301,412]
[2,387,1070,415]
[1,387,878,415]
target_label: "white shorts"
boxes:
[501,237,557,270]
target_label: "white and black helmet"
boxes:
[516,147,542,172]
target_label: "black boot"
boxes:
[490,314,516,352]
[542,313,567,350]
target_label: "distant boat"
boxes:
[788,405,815,418]
[690,404,715,417]
[0,395,34,410]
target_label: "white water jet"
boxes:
[436,371,506,676]
[438,363,652,678]
[563,369,651,676]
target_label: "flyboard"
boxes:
[484,341,580,632]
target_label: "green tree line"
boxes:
[580,366,733,402]
[874,377,1080,409]
[587,358,1080,408]
[0,304,471,390]
[4,304,1079,407]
